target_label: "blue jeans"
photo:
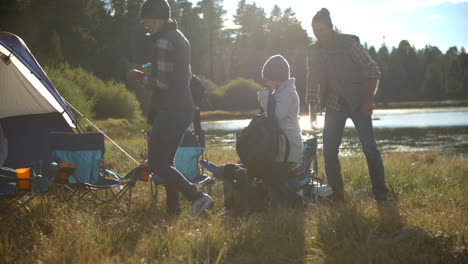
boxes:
[148,110,202,213]
[323,108,389,201]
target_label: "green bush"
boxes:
[45,66,95,119]
[194,76,221,110]
[93,81,141,120]
[48,64,141,120]
[221,78,263,111]
[198,75,221,95]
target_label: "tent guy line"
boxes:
[63,98,140,166]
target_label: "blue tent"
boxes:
[0,31,77,170]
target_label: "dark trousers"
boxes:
[222,163,302,211]
[323,108,389,201]
[148,110,202,214]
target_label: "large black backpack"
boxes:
[236,91,290,172]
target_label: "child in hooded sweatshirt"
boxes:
[256,54,304,208]
[207,55,305,214]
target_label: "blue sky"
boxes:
[190,0,468,52]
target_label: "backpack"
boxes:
[236,91,290,172]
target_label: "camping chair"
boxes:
[145,130,214,203]
[175,130,213,186]
[0,165,47,220]
[292,137,333,203]
[48,132,133,207]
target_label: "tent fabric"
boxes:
[1,113,73,170]
[0,31,76,127]
[0,123,7,166]
[0,31,76,173]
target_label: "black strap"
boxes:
[280,131,290,163]
[267,91,290,163]
[266,91,276,119]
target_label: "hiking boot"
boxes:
[192,193,214,217]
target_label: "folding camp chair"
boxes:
[292,137,333,203]
[48,133,133,207]
[144,130,214,203]
[0,165,47,220]
[175,130,213,186]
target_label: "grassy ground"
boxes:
[1,133,467,263]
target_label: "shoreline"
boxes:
[200,100,468,121]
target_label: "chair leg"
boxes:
[127,186,132,208]
[0,193,41,220]
[150,180,158,204]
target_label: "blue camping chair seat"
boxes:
[290,138,320,189]
[290,138,332,202]
[174,131,212,185]
[48,133,132,206]
[143,130,213,203]
[0,165,47,219]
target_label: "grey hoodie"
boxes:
[258,78,303,163]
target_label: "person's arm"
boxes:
[350,40,381,117]
[126,37,175,90]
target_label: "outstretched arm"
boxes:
[350,40,381,117]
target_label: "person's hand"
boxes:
[361,101,374,118]
[126,69,144,81]
[310,113,321,130]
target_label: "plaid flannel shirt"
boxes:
[147,37,175,90]
[306,39,381,111]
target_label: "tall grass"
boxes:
[1,131,466,263]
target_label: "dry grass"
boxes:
[1,134,467,263]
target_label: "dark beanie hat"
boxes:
[140,0,171,20]
[262,55,290,82]
[312,8,333,28]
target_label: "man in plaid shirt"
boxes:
[306,8,389,203]
[128,0,214,217]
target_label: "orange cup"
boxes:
[59,161,73,168]
[140,161,149,182]
[16,168,31,192]
[57,161,73,184]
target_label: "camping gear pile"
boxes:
[1,31,330,219]
[0,31,140,217]
[0,31,214,218]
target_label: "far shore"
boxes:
[200,99,468,121]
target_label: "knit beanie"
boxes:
[262,55,290,82]
[140,0,171,20]
[312,8,333,28]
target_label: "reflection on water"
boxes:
[202,108,468,157]
[206,127,468,155]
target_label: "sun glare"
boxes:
[299,115,325,131]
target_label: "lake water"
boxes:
[201,107,468,157]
